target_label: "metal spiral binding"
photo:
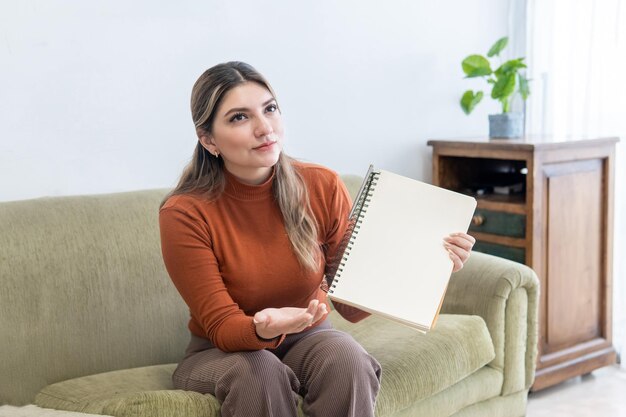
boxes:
[325,167,380,294]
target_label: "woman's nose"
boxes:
[254,116,274,137]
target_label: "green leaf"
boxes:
[494,58,527,78]
[462,55,492,77]
[518,74,531,100]
[460,90,484,115]
[487,37,509,57]
[491,73,516,100]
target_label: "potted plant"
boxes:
[460,36,530,138]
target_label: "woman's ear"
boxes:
[198,130,218,154]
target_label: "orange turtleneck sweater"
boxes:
[159,162,369,352]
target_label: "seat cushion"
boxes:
[330,313,497,417]
[35,364,220,417]
[36,313,495,417]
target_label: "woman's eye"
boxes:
[266,103,278,113]
[230,113,247,122]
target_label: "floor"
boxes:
[526,365,626,417]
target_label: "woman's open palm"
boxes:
[253,299,327,340]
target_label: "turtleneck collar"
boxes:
[223,167,275,201]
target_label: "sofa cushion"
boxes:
[36,313,495,417]
[35,364,220,417]
[330,313,496,417]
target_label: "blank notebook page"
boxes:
[329,170,476,330]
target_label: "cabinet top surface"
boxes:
[427,135,619,150]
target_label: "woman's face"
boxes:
[201,82,284,185]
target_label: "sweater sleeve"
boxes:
[324,175,371,323]
[159,206,285,352]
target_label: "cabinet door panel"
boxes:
[544,160,603,352]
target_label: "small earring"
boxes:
[213,151,219,158]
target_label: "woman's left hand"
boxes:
[443,232,476,273]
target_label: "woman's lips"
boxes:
[253,141,276,151]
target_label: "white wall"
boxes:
[0,0,509,202]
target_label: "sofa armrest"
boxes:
[440,251,539,395]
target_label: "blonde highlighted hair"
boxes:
[161,62,321,271]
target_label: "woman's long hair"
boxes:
[161,61,321,271]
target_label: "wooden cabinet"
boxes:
[427,136,618,391]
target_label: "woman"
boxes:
[159,61,475,417]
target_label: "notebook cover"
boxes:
[329,169,477,332]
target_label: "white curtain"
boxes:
[526,0,626,366]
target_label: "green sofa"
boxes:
[0,175,539,417]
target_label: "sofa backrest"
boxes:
[0,189,189,405]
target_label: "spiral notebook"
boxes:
[326,165,477,333]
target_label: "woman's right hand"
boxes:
[253,299,327,340]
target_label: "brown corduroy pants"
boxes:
[172,320,381,417]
